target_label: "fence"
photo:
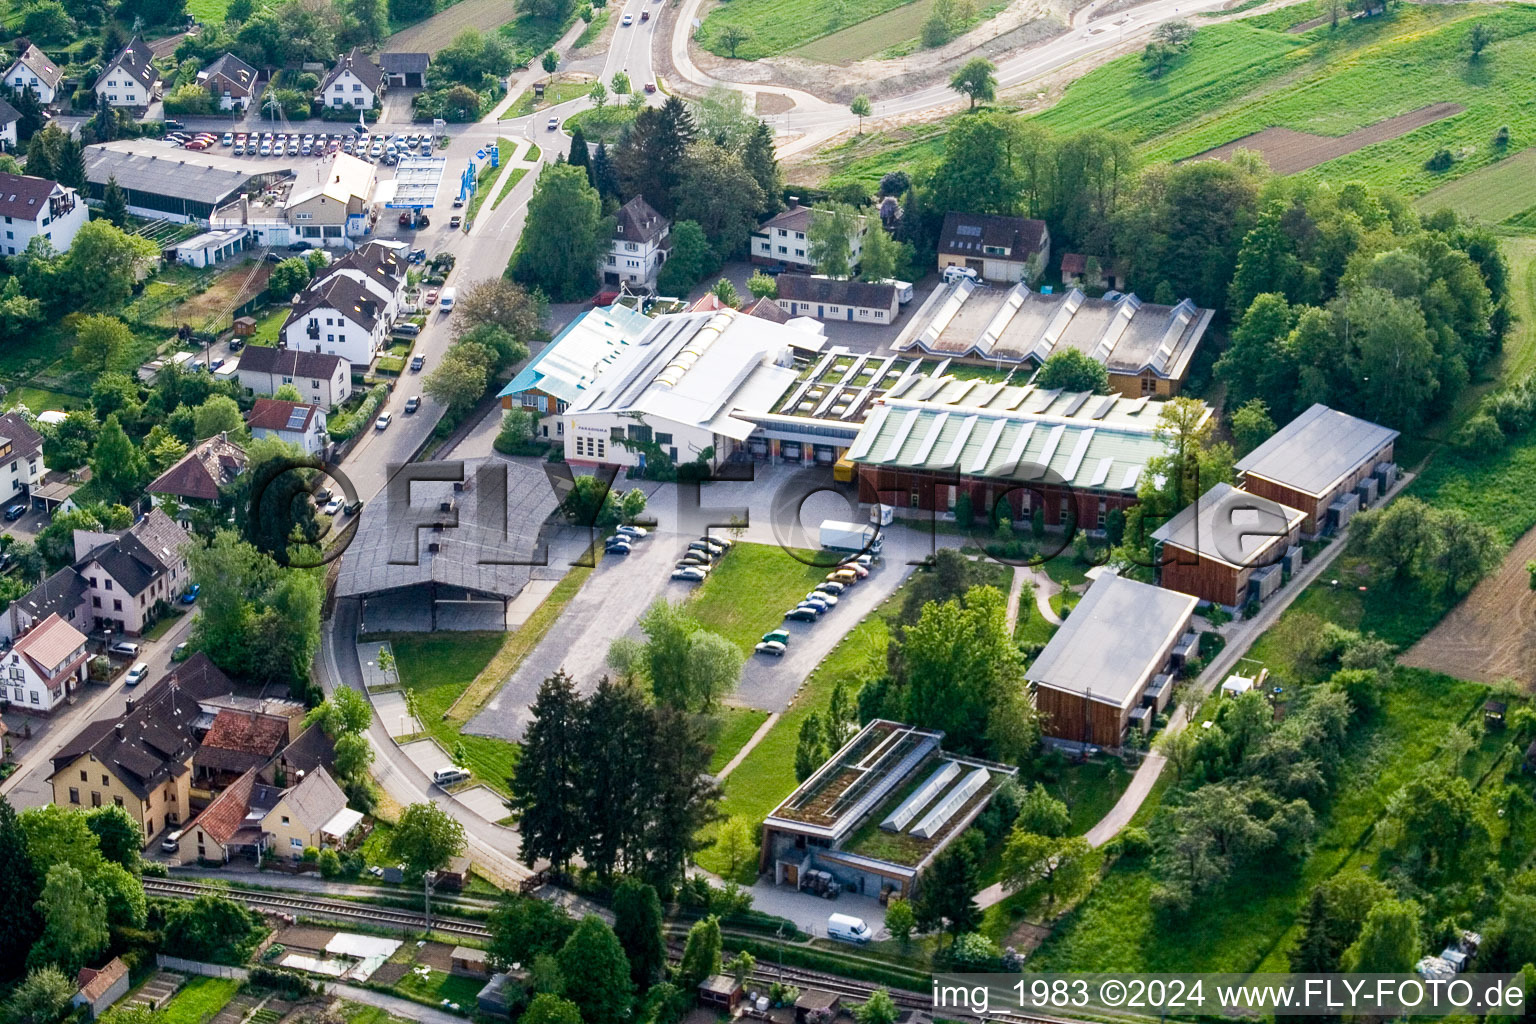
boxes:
[156,955,250,980]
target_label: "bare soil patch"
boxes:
[756,92,795,115]
[387,0,510,52]
[1401,523,1536,690]
[415,941,458,971]
[273,924,339,953]
[1192,102,1464,175]
[369,963,410,986]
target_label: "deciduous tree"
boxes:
[389,802,466,879]
[511,163,609,301]
[948,58,995,109]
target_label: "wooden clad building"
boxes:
[1151,482,1307,608]
[1026,574,1197,747]
[1235,404,1398,536]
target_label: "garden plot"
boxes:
[1192,102,1463,175]
[280,932,401,982]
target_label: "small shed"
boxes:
[233,316,257,337]
[436,854,472,891]
[1221,675,1255,698]
[1484,700,1508,729]
[698,974,744,1011]
[795,990,842,1024]
[451,946,491,977]
[73,958,129,1019]
[477,973,517,1018]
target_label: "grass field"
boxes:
[465,139,517,228]
[159,978,242,1024]
[501,78,597,119]
[574,8,611,47]
[394,968,486,1008]
[704,706,770,774]
[390,632,521,794]
[699,0,926,60]
[791,0,942,62]
[686,542,829,653]
[491,167,530,210]
[1416,145,1536,223]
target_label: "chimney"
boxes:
[787,196,800,209]
[115,722,125,741]
[125,696,135,713]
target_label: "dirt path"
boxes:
[1400,524,1536,689]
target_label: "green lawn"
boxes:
[393,967,486,1008]
[159,978,242,1024]
[1415,145,1536,223]
[501,78,598,119]
[465,139,517,228]
[703,706,771,774]
[1043,758,1133,836]
[565,104,638,144]
[1029,673,1495,972]
[248,305,290,346]
[389,633,522,795]
[698,0,927,60]
[499,9,582,68]
[574,7,610,47]
[686,542,831,653]
[491,167,529,210]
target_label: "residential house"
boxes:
[95,37,162,109]
[31,466,90,516]
[0,96,21,151]
[604,196,669,289]
[937,212,1050,284]
[1059,252,1122,290]
[312,240,407,319]
[0,172,88,257]
[237,345,352,409]
[750,199,865,273]
[1150,481,1307,609]
[1235,404,1400,537]
[73,959,129,1019]
[379,52,429,88]
[4,566,89,642]
[281,272,390,368]
[0,410,45,508]
[257,721,336,786]
[263,766,352,860]
[178,768,275,864]
[283,152,377,246]
[1026,574,1198,746]
[774,275,899,325]
[196,693,306,744]
[5,45,62,105]
[496,301,650,441]
[71,508,194,636]
[191,708,292,790]
[246,398,327,455]
[147,433,247,523]
[318,48,382,111]
[4,613,89,714]
[48,656,233,841]
[196,53,258,111]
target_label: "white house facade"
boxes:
[5,613,89,715]
[95,37,162,109]
[281,273,390,368]
[0,173,88,257]
[5,46,62,106]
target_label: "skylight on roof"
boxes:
[955,224,982,237]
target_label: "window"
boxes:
[102,775,109,785]
[610,427,624,441]
[114,796,123,808]
[91,792,101,807]
[1141,375,1157,396]
[92,597,100,608]
[69,788,79,803]
[80,770,88,782]
[113,600,122,611]
[655,432,673,445]
[291,837,304,848]
[875,311,885,319]
[104,579,112,590]
[281,815,290,825]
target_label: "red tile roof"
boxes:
[76,958,127,1003]
[201,709,290,756]
[246,398,318,433]
[13,613,87,676]
[185,767,259,845]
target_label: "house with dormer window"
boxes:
[0,172,88,257]
[4,45,62,105]
[5,613,88,714]
[317,47,382,110]
[603,197,669,290]
[280,272,390,368]
[94,37,162,109]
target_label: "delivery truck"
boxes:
[821,520,881,554]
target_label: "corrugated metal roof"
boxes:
[1235,403,1399,498]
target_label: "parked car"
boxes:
[108,641,140,657]
[394,323,421,338]
[425,288,439,305]
[125,662,149,686]
[433,767,471,787]
[163,119,185,131]
[404,396,420,414]
[615,525,648,539]
[289,240,313,251]
[221,132,234,146]
[375,412,392,430]
[449,215,462,229]
[180,583,201,604]
[161,830,182,854]
[677,553,710,567]
[323,497,344,515]
[410,354,425,371]
[172,642,189,660]
[800,596,832,614]
[761,629,790,646]
[672,566,707,582]
[344,500,364,516]
[806,590,838,607]
[4,503,25,520]
[784,606,819,622]
[826,569,858,584]
[605,536,632,553]
[754,640,787,657]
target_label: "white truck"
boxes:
[827,913,872,944]
[821,520,881,554]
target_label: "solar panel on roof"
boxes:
[956,224,982,236]
[1063,428,1095,482]
[1088,457,1113,488]
[881,761,961,832]
[285,408,308,430]
[909,767,990,839]
[1118,464,1142,490]
[942,415,979,466]
[1092,396,1117,420]
[1062,391,1091,417]
[967,417,1010,475]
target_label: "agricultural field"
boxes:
[698,0,928,60]
[789,0,1007,62]
[1415,145,1536,225]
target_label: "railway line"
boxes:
[142,878,1097,1024]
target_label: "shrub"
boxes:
[1425,148,1454,172]
[1494,125,1511,148]
[1107,825,1153,860]
[1454,413,1505,450]
[248,966,317,998]
[1198,631,1225,660]
[318,848,342,878]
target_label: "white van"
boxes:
[438,287,456,313]
[433,766,471,787]
[827,913,871,944]
[942,264,979,284]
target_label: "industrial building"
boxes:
[1027,574,1198,746]
[1235,404,1399,537]
[1150,481,1307,609]
[760,719,1016,900]
[84,142,284,223]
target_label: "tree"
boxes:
[1229,398,1276,456]
[611,71,630,95]
[1466,20,1493,58]
[389,802,466,879]
[949,58,996,109]
[711,278,739,307]
[189,395,243,442]
[850,94,871,133]
[1015,785,1070,838]
[487,894,576,968]
[740,121,782,216]
[58,221,159,313]
[914,830,982,938]
[511,163,609,301]
[854,991,898,1024]
[795,711,829,783]
[161,895,262,962]
[1381,770,1486,883]
[639,708,721,888]
[632,600,742,713]
[677,915,722,989]
[523,994,583,1024]
[73,313,132,374]
[884,898,915,943]
[0,798,44,981]
[716,24,751,57]
[1431,507,1498,599]
[673,144,765,259]
[613,98,698,216]
[31,863,108,974]
[542,50,559,78]
[101,176,129,228]
[306,686,372,737]
[1353,496,1438,585]
[746,272,777,299]
[84,806,142,874]
[266,256,312,299]
[1341,898,1422,973]
[556,916,634,1024]
[423,343,494,417]
[568,122,590,175]
[1000,831,1090,905]
[90,413,147,506]
[656,221,718,294]
[717,816,755,875]
[510,671,586,871]
[612,878,666,990]
[1289,873,1392,972]
[4,968,76,1024]
[808,203,861,279]
[858,222,899,283]
[1035,349,1109,393]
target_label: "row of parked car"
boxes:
[164,128,434,163]
[668,533,733,581]
[763,555,874,650]
[603,523,652,557]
